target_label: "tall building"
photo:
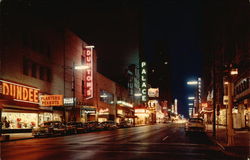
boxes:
[147,40,172,103]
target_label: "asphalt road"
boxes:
[1,123,241,160]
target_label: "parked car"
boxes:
[66,122,88,134]
[118,121,130,128]
[185,118,205,135]
[86,121,103,131]
[101,121,118,130]
[32,121,66,137]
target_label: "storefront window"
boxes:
[2,112,38,129]
[98,118,107,122]
[39,112,53,125]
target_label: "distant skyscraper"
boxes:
[174,99,178,114]
[147,40,172,102]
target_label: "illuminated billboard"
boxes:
[148,88,159,97]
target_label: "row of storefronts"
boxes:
[0,25,169,133]
[201,74,250,129]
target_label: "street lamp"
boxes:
[72,62,90,121]
[187,81,198,85]
[224,65,238,146]
[188,96,195,100]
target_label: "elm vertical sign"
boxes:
[141,61,148,102]
[83,46,94,99]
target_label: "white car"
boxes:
[185,118,205,135]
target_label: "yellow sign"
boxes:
[40,95,63,107]
[0,80,39,104]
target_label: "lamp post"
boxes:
[224,66,238,146]
[66,63,89,122]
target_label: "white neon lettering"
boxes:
[141,69,146,74]
[141,62,146,67]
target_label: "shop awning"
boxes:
[3,104,40,111]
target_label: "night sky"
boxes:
[143,0,203,117]
[3,0,207,117]
[72,0,204,117]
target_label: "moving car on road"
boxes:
[32,121,66,137]
[185,118,205,135]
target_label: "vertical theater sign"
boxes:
[141,61,148,102]
[83,46,94,99]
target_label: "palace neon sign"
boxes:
[83,46,94,99]
[141,61,148,102]
[0,80,40,104]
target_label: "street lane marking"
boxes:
[162,136,168,141]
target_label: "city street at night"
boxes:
[1,124,240,160]
[0,0,249,159]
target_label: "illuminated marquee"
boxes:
[0,80,39,104]
[141,61,148,102]
[148,88,159,97]
[83,46,94,99]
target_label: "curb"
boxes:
[0,137,34,143]
[206,133,247,159]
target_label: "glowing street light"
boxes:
[187,81,198,85]
[230,68,238,75]
[188,96,195,100]
[188,103,193,106]
[72,62,90,121]
[74,65,90,70]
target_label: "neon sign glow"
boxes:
[141,61,148,102]
[83,46,94,99]
[0,80,40,104]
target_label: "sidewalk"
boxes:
[0,133,33,142]
[206,124,249,158]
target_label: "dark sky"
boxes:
[143,0,203,117]
[4,0,206,117]
[69,0,204,117]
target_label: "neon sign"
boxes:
[99,108,109,115]
[83,46,94,99]
[0,80,39,104]
[141,61,148,102]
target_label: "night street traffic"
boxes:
[1,123,240,160]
